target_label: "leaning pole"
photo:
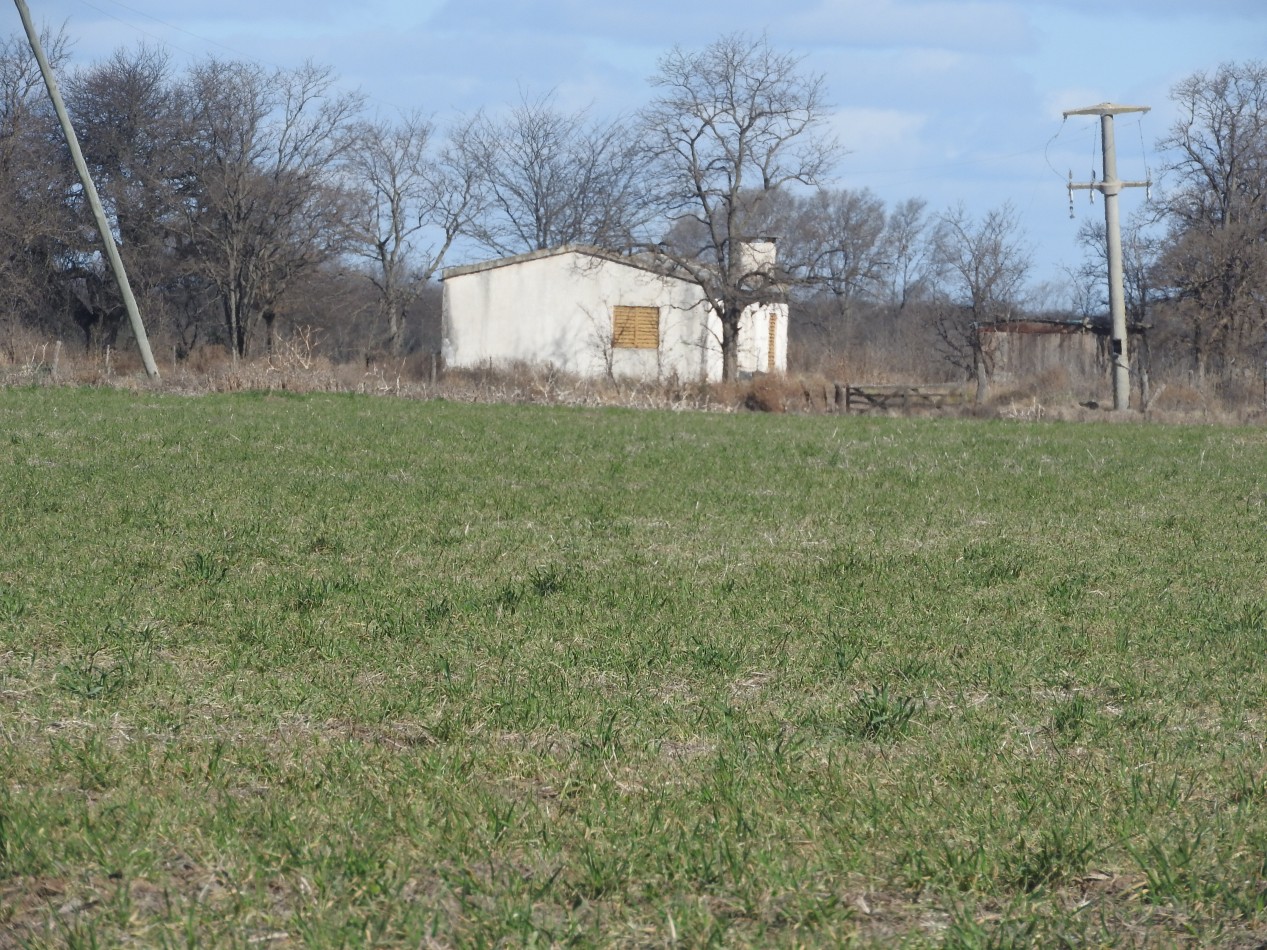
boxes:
[1064,102,1149,412]
[13,0,160,380]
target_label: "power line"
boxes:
[71,0,260,62]
[59,0,419,113]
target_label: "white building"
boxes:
[440,243,787,382]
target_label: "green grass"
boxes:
[2,386,1267,946]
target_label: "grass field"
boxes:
[2,387,1267,947]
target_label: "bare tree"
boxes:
[65,44,188,351]
[465,91,651,255]
[930,202,1031,402]
[345,111,484,355]
[0,26,74,342]
[1076,214,1160,328]
[639,33,838,380]
[1154,61,1267,384]
[790,188,889,352]
[730,186,892,360]
[345,112,434,356]
[177,58,364,357]
[880,197,934,312]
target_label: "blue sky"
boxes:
[15,0,1267,296]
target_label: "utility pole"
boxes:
[1064,102,1149,411]
[13,0,160,380]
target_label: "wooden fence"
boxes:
[835,383,964,413]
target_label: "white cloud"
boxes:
[428,0,820,45]
[830,106,929,162]
[785,0,1034,54]
[1035,0,1264,16]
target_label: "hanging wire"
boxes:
[1089,119,1099,203]
[74,0,251,62]
[1136,117,1153,201]
[1046,115,1081,219]
[70,0,416,113]
[1044,115,1069,179]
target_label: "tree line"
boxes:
[0,26,1262,394]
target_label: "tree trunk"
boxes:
[263,309,276,356]
[972,335,989,405]
[1192,320,1206,390]
[721,307,741,382]
[223,293,246,359]
[1138,331,1152,410]
[386,297,404,356]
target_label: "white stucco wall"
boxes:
[735,304,789,376]
[442,247,787,382]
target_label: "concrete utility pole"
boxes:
[1064,102,1149,412]
[14,0,160,380]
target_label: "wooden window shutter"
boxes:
[767,312,778,371]
[613,306,659,349]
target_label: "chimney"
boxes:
[735,236,777,277]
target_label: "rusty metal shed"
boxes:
[977,317,1148,385]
